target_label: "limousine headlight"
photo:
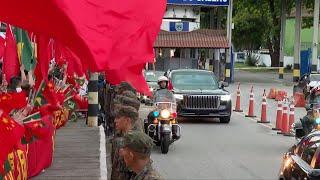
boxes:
[174,94,184,100]
[221,95,231,101]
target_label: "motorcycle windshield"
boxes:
[154,89,176,112]
[154,89,175,103]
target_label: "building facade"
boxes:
[152,0,230,80]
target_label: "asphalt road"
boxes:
[140,105,295,180]
[139,70,303,180]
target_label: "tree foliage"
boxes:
[233,0,314,67]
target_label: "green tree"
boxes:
[233,0,314,67]
[233,1,270,55]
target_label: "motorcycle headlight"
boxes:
[221,95,231,101]
[153,111,160,118]
[284,157,292,169]
[160,110,171,119]
[149,87,154,91]
[174,94,184,100]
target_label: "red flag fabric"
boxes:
[0,36,5,59]
[1,142,28,180]
[0,92,28,114]
[3,25,19,82]
[11,142,28,180]
[35,35,53,86]
[0,0,165,92]
[41,81,65,107]
[106,63,151,95]
[0,111,25,170]
[73,95,88,110]
[27,116,54,178]
[55,43,84,77]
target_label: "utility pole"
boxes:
[312,0,320,73]
[225,0,233,83]
[293,0,302,82]
[279,0,286,79]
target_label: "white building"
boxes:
[153,0,230,79]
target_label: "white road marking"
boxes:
[100,126,108,180]
[234,111,274,129]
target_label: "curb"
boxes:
[100,126,108,180]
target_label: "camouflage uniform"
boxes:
[114,95,142,132]
[116,82,137,95]
[122,131,163,180]
[121,90,138,99]
[111,106,139,180]
[130,161,163,180]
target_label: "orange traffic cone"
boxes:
[275,91,287,101]
[245,86,256,118]
[285,101,295,136]
[234,83,243,112]
[272,101,283,131]
[258,89,270,123]
[267,88,277,99]
[294,92,306,107]
[278,100,289,135]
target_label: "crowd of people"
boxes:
[0,59,164,180]
[0,61,89,180]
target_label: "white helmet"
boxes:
[158,76,169,83]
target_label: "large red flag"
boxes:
[3,25,19,82]
[0,0,165,70]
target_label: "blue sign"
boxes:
[167,0,229,6]
[169,22,189,32]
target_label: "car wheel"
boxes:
[220,116,230,124]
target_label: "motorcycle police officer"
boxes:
[153,76,174,103]
[147,76,174,124]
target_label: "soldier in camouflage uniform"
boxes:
[120,131,163,180]
[111,106,140,180]
[114,95,143,131]
[104,82,136,136]
[114,95,140,111]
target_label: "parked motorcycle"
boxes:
[144,98,181,154]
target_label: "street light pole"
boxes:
[312,0,320,73]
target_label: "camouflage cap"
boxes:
[121,90,137,99]
[123,131,154,155]
[115,105,139,122]
[117,82,136,94]
[114,95,140,111]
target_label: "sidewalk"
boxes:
[32,119,107,180]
